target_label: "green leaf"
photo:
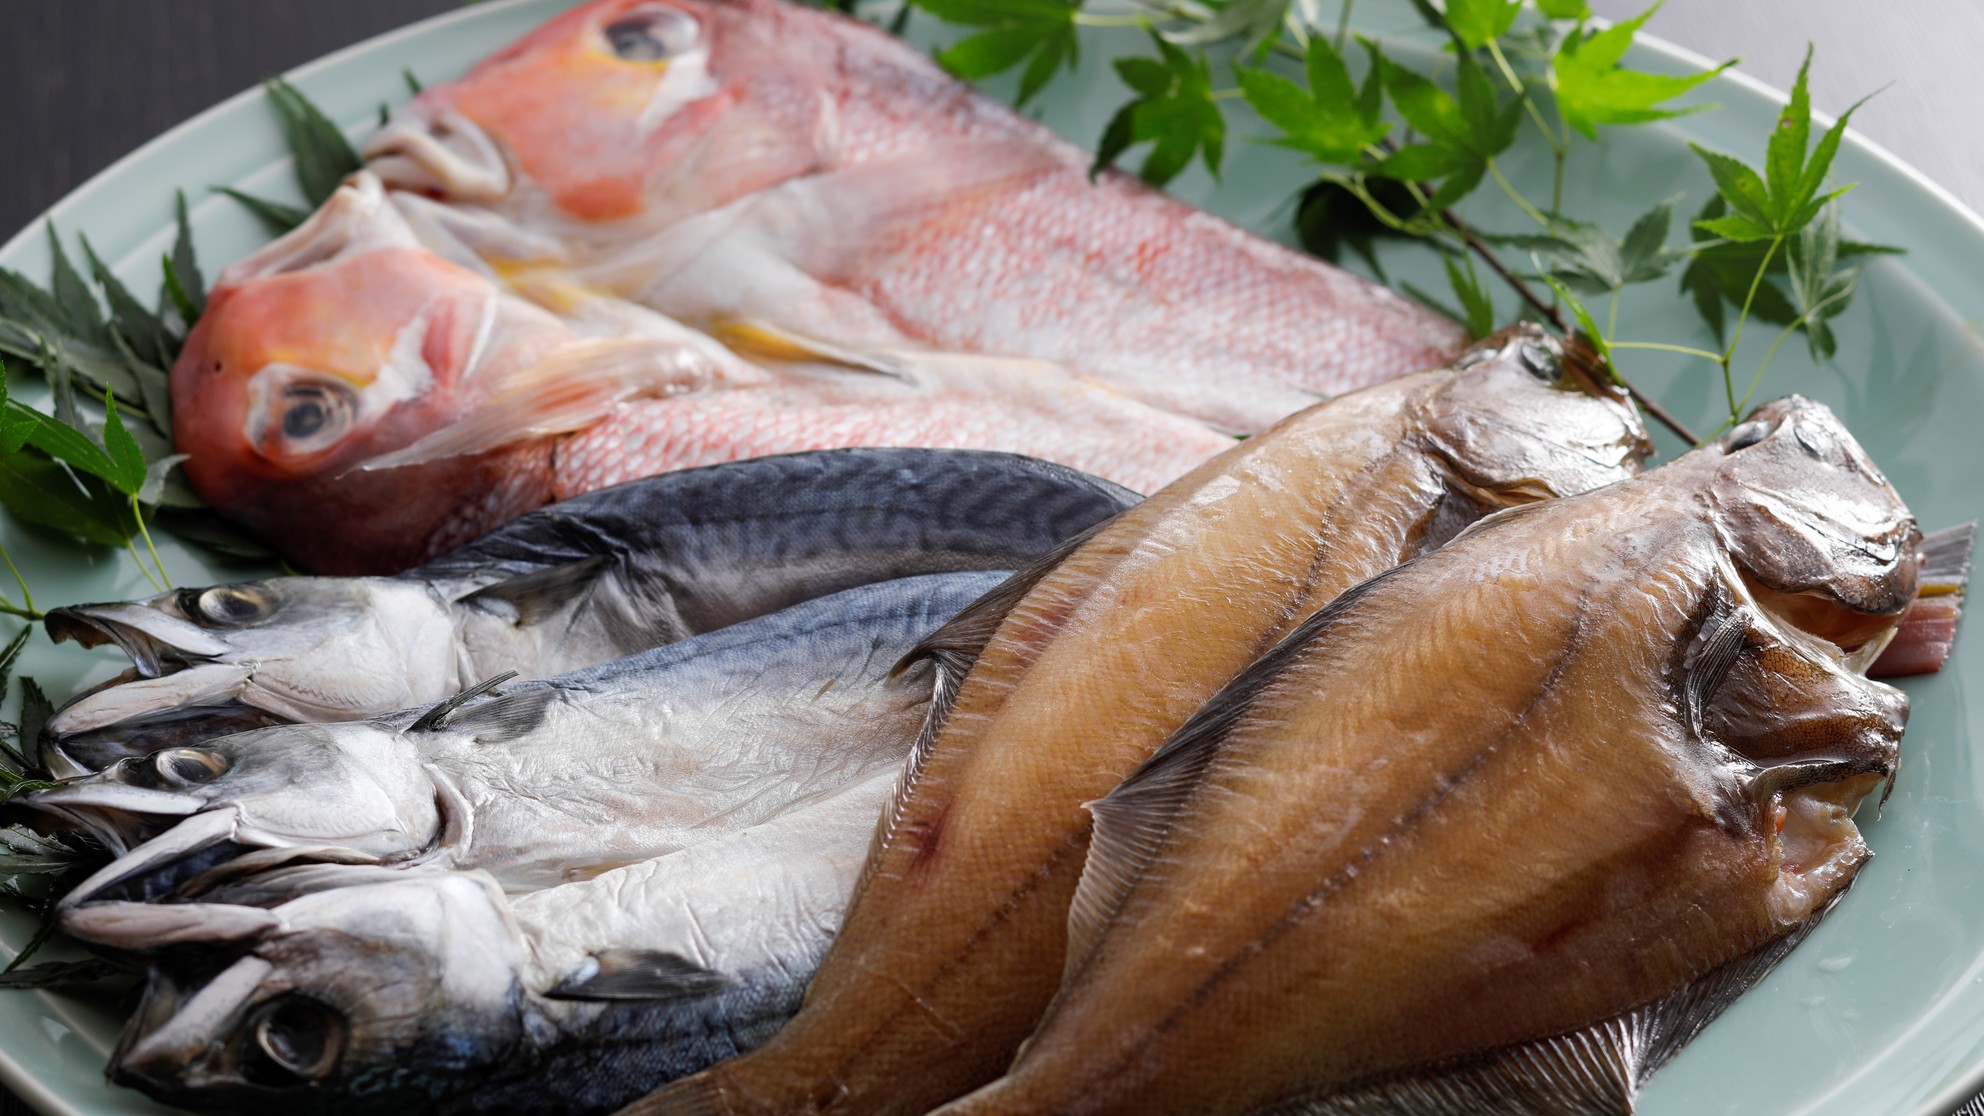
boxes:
[1535,0,1589,17]
[264,77,362,207]
[168,190,206,321]
[1294,177,1419,276]
[215,187,310,235]
[1445,0,1522,52]
[918,0,1077,103]
[1689,143,1772,224]
[1680,196,1800,341]
[1765,46,1813,216]
[0,368,34,457]
[0,629,28,715]
[42,228,107,348]
[403,67,424,95]
[99,393,149,497]
[1373,47,1509,209]
[81,236,172,371]
[1089,32,1226,187]
[1444,250,1496,338]
[15,681,50,780]
[1236,38,1389,165]
[137,453,192,507]
[0,452,132,547]
[1785,200,1862,360]
[1617,196,1681,283]
[1693,212,1774,242]
[1552,5,1729,138]
[1539,270,1612,365]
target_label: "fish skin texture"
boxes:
[375,0,1467,434]
[622,327,1649,1116]
[936,399,1914,1116]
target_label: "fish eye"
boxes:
[249,995,346,1083]
[1725,420,1772,451]
[148,748,230,789]
[602,6,699,61]
[186,585,275,628]
[269,381,357,457]
[1515,340,1561,382]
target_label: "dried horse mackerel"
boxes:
[632,324,1651,1116]
[937,396,1915,1116]
[41,447,1134,774]
[71,771,900,1113]
[31,572,1006,905]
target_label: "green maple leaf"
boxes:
[1687,45,1867,243]
[1553,2,1730,138]
[1236,37,1388,165]
[1445,0,1522,51]
[1375,48,1520,210]
[1093,33,1226,187]
[918,0,1080,105]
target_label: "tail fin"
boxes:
[1870,521,1976,678]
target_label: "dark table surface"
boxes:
[3,1,1982,1114]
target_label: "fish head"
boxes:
[97,871,526,1115]
[42,577,458,771]
[24,722,440,906]
[1712,395,1921,650]
[367,0,831,226]
[1418,323,1653,507]
[172,173,568,572]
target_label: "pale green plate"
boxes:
[0,2,1980,1113]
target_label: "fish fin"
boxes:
[444,685,560,744]
[1872,520,1976,677]
[354,337,754,472]
[1064,566,1408,985]
[708,318,909,378]
[547,948,729,1002]
[1682,585,1748,740]
[861,521,1108,896]
[1261,909,1834,1116]
[1443,496,1556,546]
[1920,520,1977,591]
[458,555,615,627]
[408,672,518,733]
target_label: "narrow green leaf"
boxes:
[1618,196,1679,283]
[403,67,424,95]
[1378,53,1467,148]
[939,25,1045,78]
[42,228,106,347]
[170,191,206,320]
[215,187,309,235]
[81,236,171,370]
[1115,56,1172,96]
[1539,270,1612,365]
[16,681,50,779]
[1789,96,1869,222]
[100,393,149,497]
[1443,251,1496,338]
[17,408,117,483]
[1765,45,1814,218]
[264,77,363,207]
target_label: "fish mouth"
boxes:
[43,604,257,768]
[366,105,512,204]
[1765,771,1885,925]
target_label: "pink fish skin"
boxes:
[365,0,1468,433]
[172,176,1229,573]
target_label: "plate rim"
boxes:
[1,5,1982,1116]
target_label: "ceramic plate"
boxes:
[0,1,1980,1112]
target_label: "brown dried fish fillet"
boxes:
[938,395,1916,1116]
[625,324,1650,1116]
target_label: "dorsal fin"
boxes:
[458,555,615,627]
[1257,900,1833,1115]
[860,521,1109,899]
[1064,566,1406,983]
[547,948,729,1002]
[409,672,518,733]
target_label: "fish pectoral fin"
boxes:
[441,685,561,745]
[547,948,729,1002]
[709,318,910,380]
[355,337,759,473]
[459,555,616,627]
[1269,921,1826,1116]
[1068,566,1410,984]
